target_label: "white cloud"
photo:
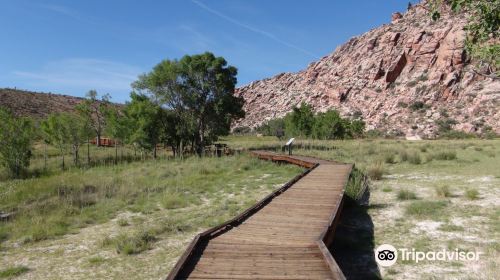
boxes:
[191,0,319,59]
[13,58,142,93]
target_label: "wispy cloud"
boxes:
[191,0,319,59]
[40,4,94,24]
[13,58,142,95]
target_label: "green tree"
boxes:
[312,110,347,140]
[125,93,162,159]
[133,52,245,156]
[77,90,110,147]
[285,103,315,137]
[41,114,69,170]
[63,113,88,166]
[430,0,499,74]
[0,108,34,178]
[106,107,130,164]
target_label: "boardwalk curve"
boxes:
[166,151,353,280]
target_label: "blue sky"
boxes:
[0,0,413,103]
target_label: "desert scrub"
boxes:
[367,161,384,180]
[0,266,29,279]
[435,185,452,198]
[429,150,457,161]
[397,189,417,200]
[383,152,396,164]
[0,154,302,243]
[407,151,422,165]
[405,201,448,219]
[105,231,157,255]
[117,218,129,227]
[345,168,367,201]
[465,188,479,200]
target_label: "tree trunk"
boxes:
[180,139,184,160]
[153,144,157,159]
[87,138,90,166]
[114,141,118,165]
[61,152,65,170]
[44,142,47,170]
[96,133,101,147]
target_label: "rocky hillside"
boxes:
[234,2,499,138]
[0,88,121,120]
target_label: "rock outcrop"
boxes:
[233,1,499,137]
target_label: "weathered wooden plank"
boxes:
[166,151,352,280]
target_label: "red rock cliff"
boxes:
[234,2,499,137]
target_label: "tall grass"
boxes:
[0,154,302,243]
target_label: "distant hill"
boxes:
[0,88,122,120]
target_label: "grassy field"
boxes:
[1,136,499,279]
[224,136,500,279]
[0,153,302,279]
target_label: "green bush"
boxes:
[397,189,417,200]
[407,152,422,164]
[435,185,452,198]
[465,189,479,200]
[345,168,367,201]
[112,231,157,255]
[431,151,457,161]
[0,266,30,278]
[367,161,384,180]
[405,201,448,218]
[384,152,396,164]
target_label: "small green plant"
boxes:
[161,193,189,209]
[399,150,409,162]
[345,168,367,201]
[465,189,479,200]
[367,161,384,180]
[397,189,417,200]
[409,101,427,111]
[435,185,452,198]
[384,152,396,164]
[111,231,157,255]
[88,256,106,265]
[431,150,457,161]
[407,152,422,165]
[0,266,30,278]
[382,186,393,192]
[117,218,129,227]
[406,201,448,218]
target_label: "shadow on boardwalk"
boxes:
[330,192,382,280]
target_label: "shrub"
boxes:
[409,101,426,111]
[384,152,396,164]
[161,193,189,209]
[435,185,452,198]
[431,151,457,161]
[117,218,129,227]
[345,168,367,201]
[367,161,384,180]
[407,152,422,164]
[465,189,479,200]
[405,201,448,218]
[382,186,393,192]
[0,108,34,178]
[0,266,30,278]
[399,150,409,162]
[397,189,417,200]
[113,231,156,255]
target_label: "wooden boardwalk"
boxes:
[167,151,353,280]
